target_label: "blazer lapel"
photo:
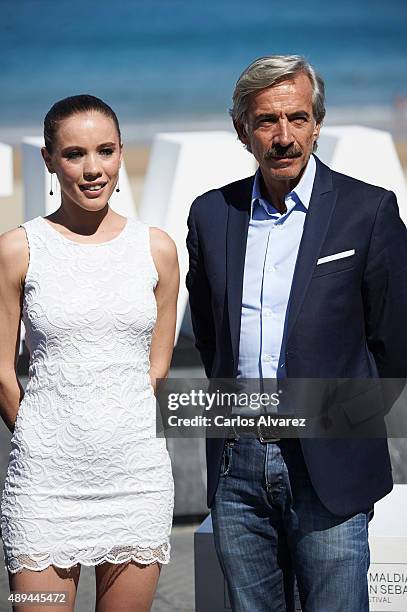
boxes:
[225,176,253,372]
[285,157,338,342]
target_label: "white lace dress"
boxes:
[0,216,174,574]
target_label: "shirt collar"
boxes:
[251,154,316,217]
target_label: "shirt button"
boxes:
[263,309,272,317]
[263,354,273,363]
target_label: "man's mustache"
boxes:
[264,145,303,161]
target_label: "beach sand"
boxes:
[1,141,407,235]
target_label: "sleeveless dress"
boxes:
[0,215,174,574]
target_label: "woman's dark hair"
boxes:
[44,94,121,153]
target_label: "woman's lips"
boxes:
[79,182,107,197]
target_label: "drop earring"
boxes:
[116,180,120,193]
[49,173,54,196]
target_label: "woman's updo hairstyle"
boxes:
[44,94,121,154]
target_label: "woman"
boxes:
[0,94,178,611]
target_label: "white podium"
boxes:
[138,131,255,340]
[368,485,407,611]
[317,125,407,223]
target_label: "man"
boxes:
[186,55,407,611]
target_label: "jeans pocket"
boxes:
[220,441,233,477]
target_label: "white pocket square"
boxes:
[317,249,355,265]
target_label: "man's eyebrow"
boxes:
[253,113,279,122]
[253,111,311,122]
[287,111,311,119]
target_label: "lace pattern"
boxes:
[1,216,174,573]
[8,542,171,574]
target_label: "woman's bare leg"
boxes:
[8,564,81,612]
[95,561,161,612]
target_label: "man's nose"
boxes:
[83,153,102,178]
[274,118,293,147]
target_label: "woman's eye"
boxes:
[100,148,114,156]
[65,151,82,159]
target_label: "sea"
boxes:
[0,0,406,143]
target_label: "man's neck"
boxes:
[260,163,307,213]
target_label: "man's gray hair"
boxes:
[230,55,326,127]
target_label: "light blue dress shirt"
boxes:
[237,154,316,382]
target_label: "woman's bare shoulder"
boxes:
[0,226,28,258]
[0,227,29,283]
[149,227,177,260]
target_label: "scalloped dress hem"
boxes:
[5,542,171,574]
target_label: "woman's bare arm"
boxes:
[149,228,179,393]
[0,228,29,431]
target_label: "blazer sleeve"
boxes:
[186,200,216,378]
[362,190,407,381]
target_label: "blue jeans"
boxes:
[211,438,371,612]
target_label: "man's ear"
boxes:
[41,147,54,174]
[233,119,250,147]
[313,122,321,144]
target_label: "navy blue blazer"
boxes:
[186,155,407,516]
